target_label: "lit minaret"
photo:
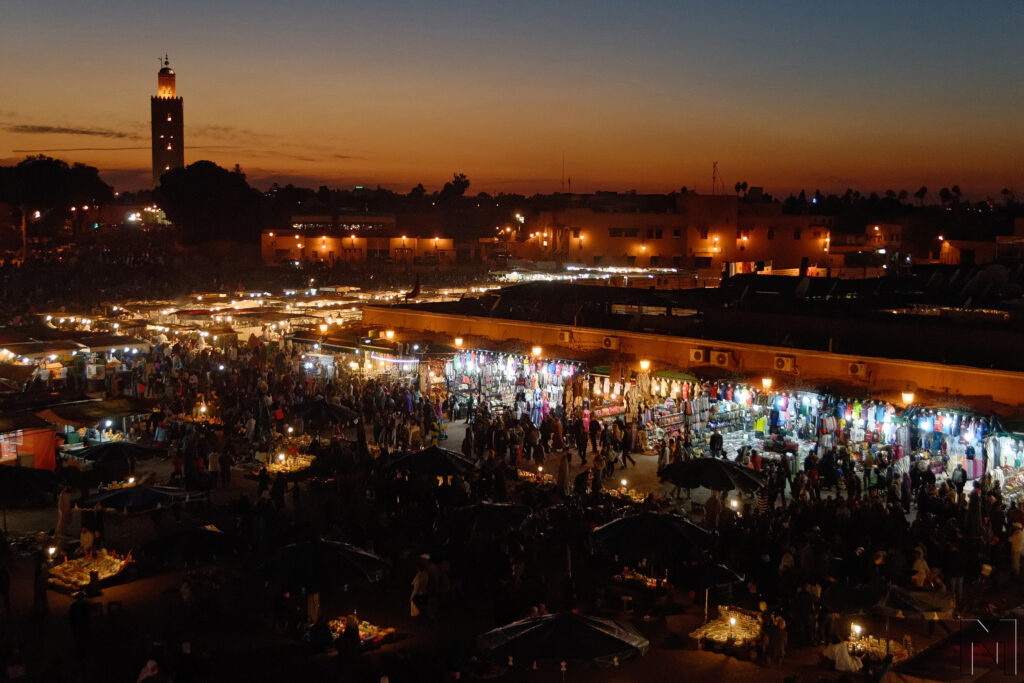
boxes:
[151,55,184,186]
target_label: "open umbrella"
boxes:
[296,398,359,426]
[590,512,710,566]
[76,441,165,483]
[669,560,744,590]
[263,539,388,593]
[143,524,238,566]
[434,502,530,543]
[875,585,955,621]
[658,457,766,493]
[75,485,202,515]
[821,583,886,614]
[478,612,649,668]
[0,465,59,529]
[78,441,165,463]
[390,446,474,477]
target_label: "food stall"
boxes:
[49,549,133,592]
[690,605,763,657]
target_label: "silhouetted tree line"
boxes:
[3,156,1022,246]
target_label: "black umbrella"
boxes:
[296,398,359,426]
[391,446,474,477]
[478,612,649,668]
[75,485,200,515]
[658,457,766,493]
[821,583,886,613]
[671,560,744,590]
[263,539,388,593]
[77,441,165,483]
[590,512,710,565]
[875,585,954,621]
[78,441,165,463]
[0,465,59,529]
[434,502,530,543]
[143,524,238,565]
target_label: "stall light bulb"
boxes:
[620,479,628,487]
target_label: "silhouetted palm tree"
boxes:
[914,186,928,207]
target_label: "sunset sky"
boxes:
[1,0,1021,196]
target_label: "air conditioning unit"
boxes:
[848,362,868,379]
[601,336,620,350]
[711,350,732,367]
[558,330,573,343]
[689,348,710,364]
[774,355,796,373]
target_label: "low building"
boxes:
[511,193,831,275]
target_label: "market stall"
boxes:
[49,549,133,592]
[445,348,581,420]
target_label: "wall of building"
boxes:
[362,305,1024,412]
[513,194,831,271]
[261,232,456,266]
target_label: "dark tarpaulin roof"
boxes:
[72,334,149,352]
[0,412,53,434]
[36,398,158,428]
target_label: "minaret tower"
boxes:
[151,55,184,185]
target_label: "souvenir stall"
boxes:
[638,375,905,474]
[444,349,581,421]
[899,407,1019,486]
[580,363,644,426]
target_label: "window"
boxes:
[166,114,172,122]
[813,231,821,238]
[655,229,663,239]
[700,229,709,240]
[793,230,801,240]
[646,228,654,239]
[609,228,638,238]
[673,230,681,239]
[571,229,580,238]
[695,256,712,268]
[767,229,775,240]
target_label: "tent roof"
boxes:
[36,398,158,428]
[0,412,52,434]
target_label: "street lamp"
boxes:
[531,346,542,357]
[454,337,463,347]
[385,329,395,340]
[639,359,650,371]
[902,390,915,405]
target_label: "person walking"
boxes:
[619,423,636,469]
[56,487,72,538]
[710,429,724,458]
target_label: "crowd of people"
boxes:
[0,256,1019,679]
